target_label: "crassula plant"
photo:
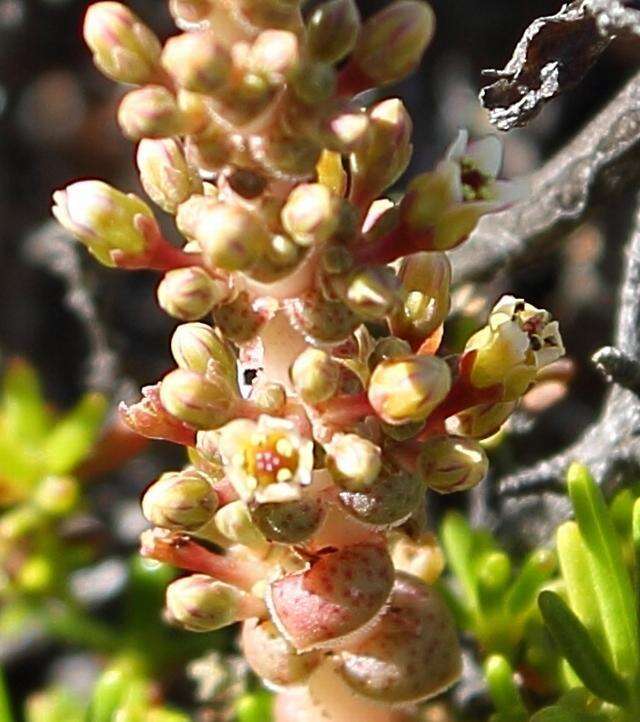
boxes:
[52,1,566,719]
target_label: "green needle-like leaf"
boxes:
[556,522,606,647]
[43,393,107,475]
[235,690,273,722]
[538,590,629,706]
[86,669,129,722]
[440,511,479,615]
[505,547,556,617]
[633,499,640,615]
[1,360,51,444]
[567,463,639,677]
[484,655,528,722]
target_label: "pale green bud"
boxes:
[281,183,341,247]
[83,2,161,85]
[157,267,224,321]
[290,348,340,405]
[352,0,435,86]
[368,337,412,370]
[160,368,236,429]
[214,500,268,550]
[166,574,245,632]
[325,433,382,491]
[169,0,212,26]
[368,355,451,425]
[307,0,361,64]
[176,194,218,239]
[171,322,237,380]
[162,31,232,93]
[52,180,154,267]
[249,30,300,84]
[417,435,488,493]
[448,401,516,439]
[290,62,336,104]
[118,85,185,141]
[142,469,218,530]
[250,498,323,543]
[192,204,269,273]
[213,291,265,344]
[251,382,287,415]
[349,98,413,204]
[345,266,400,321]
[389,251,451,343]
[136,138,202,214]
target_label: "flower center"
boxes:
[244,433,299,487]
[460,158,493,201]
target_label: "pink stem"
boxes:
[351,224,435,266]
[319,392,374,426]
[141,530,267,591]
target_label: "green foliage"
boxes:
[439,511,557,662]
[485,463,640,722]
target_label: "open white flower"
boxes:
[465,295,565,400]
[444,129,527,209]
[217,415,314,504]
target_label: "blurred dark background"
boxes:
[1,0,639,711]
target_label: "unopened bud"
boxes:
[169,0,212,26]
[352,1,435,86]
[213,292,265,344]
[390,531,444,584]
[290,62,336,104]
[345,266,400,321]
[307,0,361,64]
[193,204,269,273]
[83,2,161,85]
[417,435,488,493]
[171,322,237,380]
[290,348,340,405]
[349,98,413,205]
[162,31,232,93]
[160,369,236,429]
[368,355,451,425]
[251,497,323,543]
[326,433,382,491]
[389,251,451,344]
[157,267,224,321]
[281,184,341,247]
[142,468,218,530]
[338,470,423,526]
[252,131,322,180]
[285,291,358,344]
[251,382,287,415]
[249,30,300,84]
[118,85,185,141]
[448,401,516,439]
[368,337,412,370]
[185,132,234,173]
[52,180,154,267]
[214,500,268,550]
[166,574,246,631]
[137,138,202,214]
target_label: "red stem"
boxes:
[141,531,267,592]
[351,224,435,266]
[319,391,374,426]
[337,60,376,97]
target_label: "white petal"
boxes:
[445,129,469,162]
[467,136,503,177]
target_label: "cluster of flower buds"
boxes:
[53,1,566,719]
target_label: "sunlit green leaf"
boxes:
[484,655,528,722]
[538,590,628,706]
[567,463,638,677]
[1,360,51,444]
[43,393,107,475]
[505,547,556,617]
[440,511,479,614]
